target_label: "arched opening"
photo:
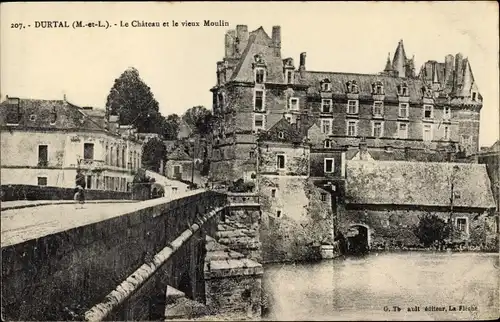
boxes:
[346,224,370,255]
[177,271,193,300]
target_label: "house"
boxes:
[343,160,497,249]
[256,116,345,262]
[209,25,483,183]
[165,146,193,182]
[0,95,143,191]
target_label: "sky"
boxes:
[1,1,499,146]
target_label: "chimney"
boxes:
[454,53,464,93]
[225,29,236,58]
[236,25,248,56]
[299,52,307,78]
[444,54,455,87]
[272,26,281,56]
[108,114,119,133]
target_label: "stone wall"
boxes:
[215,193,262,262]
[341,205,494,248]
[0,184,133,201]
[259,176,335,262]
[1,190,227,321]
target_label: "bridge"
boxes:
[1,191,263,321]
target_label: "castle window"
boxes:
[372,121,384,138]
[423,105,433,119]
[399,103,409,118]
[37,176,48,186]
[346,120,358,137]
[455,217,469,235]
[444,125,450,140]
[321,119,333,135]
[29,114,36,121]
[443,106,451,119]
[347,100,359,114]
[373,101,384,117]
[253,114,265,132]
[321,99,332,113]
[423,124,433,141]
[38,145,48,167]
[249,151,254,158]
[324,140,331,148]
[271,188,276,198]
[277,210,282,218]
[321,193,327,202]
[289,97,299,111]
[398,123,408,139]
[472,92,477,101]
[278,131,285,139]
[255,68,266,84]
[254,90,265,111]
[324,158,334,173]
[286,70,294,84]
[276,154,286,170]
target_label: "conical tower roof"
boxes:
[384,53,393,72]
[392,40,407,77]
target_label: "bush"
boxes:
[228,179,255,193]
[413,213,451,247]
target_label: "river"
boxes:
[262,252,499,321]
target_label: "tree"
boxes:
[413,213,451,247]
[162,114,181,140]
[105,67,163,134]
[182,106,214,136]
[141,138,166,173]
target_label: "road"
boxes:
[1,201,144,247]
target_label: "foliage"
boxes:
[162,113,181,140]
[182,105,214,136]
[105,67,163,134]
[141,138,167,173]
[132,168,152,184]
[413,213,451,247]
[228,178,255,193]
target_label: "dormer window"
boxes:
[286,70,294,84]
[346,81,359,94]
[321,79,332,92]
[324,139,331,148]
[278,131,285,139]
[255,68,266,84]
[372,82,384,95]
[29,114,37,121]
[398,83,409,96]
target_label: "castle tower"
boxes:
[392,40,407,78]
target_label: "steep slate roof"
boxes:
[258,117,304,144]
[167,146,191,161]
[0,98,105,132]
[299,71,425,100]
[230,27,284,83]
[346,160,496,209]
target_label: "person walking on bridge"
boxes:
[74,169,86,209]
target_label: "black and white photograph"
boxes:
[1,1,499,321]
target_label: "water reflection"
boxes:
[262,252,499,321]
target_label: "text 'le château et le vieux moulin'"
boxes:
[31,19,230,29]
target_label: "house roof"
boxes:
[167,146,191,161]
[346,160,496,209]
[298,71,425,101]
[0,97,106,132]
[258,116,304,144]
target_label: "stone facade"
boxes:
[0,96,143,191]
[209,25,483,183]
